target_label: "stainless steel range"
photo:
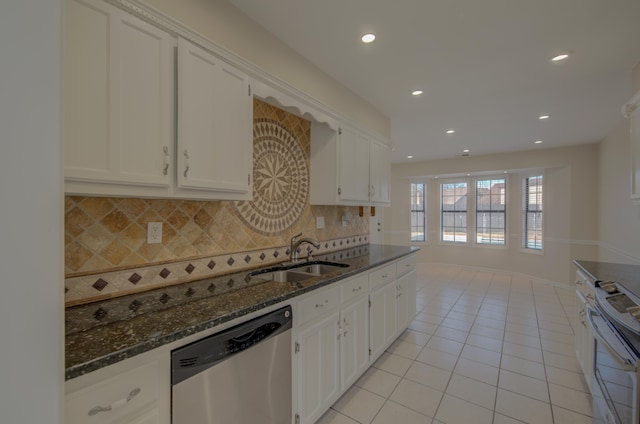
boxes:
[588,279,640,424]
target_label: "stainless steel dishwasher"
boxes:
[171,305,293,424]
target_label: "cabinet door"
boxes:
[338,126,370,203]
[177,38,252,195]
[64,0,172,187]
[369,140,391,204]
[395,270,417,336]
[369,281,397,360]
[114,408,159,424]
[574,290,593,392]
[296,312,340,424]
[340,296,369,391]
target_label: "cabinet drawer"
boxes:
[297,285,340,326]
[396,255,416,277]
[341,274,369,304]
[369,263,396,290]
[575,271,595,306]
[66,361,158,424]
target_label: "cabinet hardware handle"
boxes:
[315,300,329,308]
[343,317,349,337]
[338,187,342,196]
[382,274,388,279]
[183,149,190,177]
[352,286,362,292]
[337,320,342,339]
[162,146,170,175]
[371,185,375,197]
[586,293,595,301]
[575,280,583,286]
[88,388,141,416]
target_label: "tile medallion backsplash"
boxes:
[65,99,369,305]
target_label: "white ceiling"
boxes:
[228,0,640,163]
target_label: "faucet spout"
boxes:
[290,234,320,263]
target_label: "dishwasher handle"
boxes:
[171,305,293,385]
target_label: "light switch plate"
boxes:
[316,216,325,229]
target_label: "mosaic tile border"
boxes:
[65,235,369,306]
[65,243,374,336]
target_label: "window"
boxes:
[411,183,426,242]
[441,181,467,243]
[524,175,543,250]
[476,178,506,245]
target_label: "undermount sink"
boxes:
[289,262,349,276]
[249,261,349,283]
[254,270,312,283]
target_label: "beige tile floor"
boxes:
[316,265,592,424]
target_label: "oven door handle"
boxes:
[586,305,637,371]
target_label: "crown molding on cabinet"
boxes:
[104,0,387,142]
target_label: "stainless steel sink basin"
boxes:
[254,270,312,283]
[248,261,349,283]
[290,263,348,276]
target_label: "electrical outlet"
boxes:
[316,216,325,229]
[341,215,348,227]
[147,222,162,244]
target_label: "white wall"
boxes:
[0,0,63,422]
[390,144,599,284]
[143,0,390,139]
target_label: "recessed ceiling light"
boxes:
[503,171,508,174]
[407,155,413,159]
[539,115,550,120]
[411,90,423,96]
[535,140,543,144]
[467,173,471,176]
[446,129,455,134]
[361,33,376,43]
[463,149,470,153]
[551,53,569,62]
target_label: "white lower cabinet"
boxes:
[574,270,595,393]
[295,309,341,424]
[294,254,417,424]
[340,295,369,391]
[369,280,397,360]
[65,356,170,424]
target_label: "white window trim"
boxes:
[410,180,427,244]
[473,175,508,248]
[438,178,470,246]
[521,171,545,254]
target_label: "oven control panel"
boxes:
[595,281,640,335]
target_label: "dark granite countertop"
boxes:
[574,260,640,289]
[65,244,419,380]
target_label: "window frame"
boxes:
[410,181,426,243]
[475,176,507,246]
[439,179,469,244]
[522,173,544,252]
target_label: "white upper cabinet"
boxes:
[176,38,252,198]
[338,126,371,203]
[64,0,173,190]
[310,122,391,206]
[625,90,640,204]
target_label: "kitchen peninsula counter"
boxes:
[65,244,419,380]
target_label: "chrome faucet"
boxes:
[290,232,320,263]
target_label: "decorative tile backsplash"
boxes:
[65,99,369,305]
